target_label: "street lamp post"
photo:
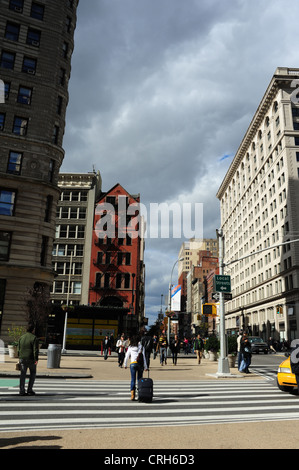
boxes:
[62,251,73,354]
[216,229,230,375]
[168,257,184,355]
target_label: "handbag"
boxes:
[239,359,247,372]
[137,352,143,366]
[15,362,21,371]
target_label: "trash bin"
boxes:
[47,344,62,369]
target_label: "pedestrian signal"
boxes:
[202,304,217,316]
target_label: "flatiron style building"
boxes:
[0,0,78,341]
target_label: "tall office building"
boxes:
[0,0,78,341]
[217,67,299,342]
[51,171,102,306]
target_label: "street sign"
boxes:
[212,292,233,301]
[214,275,231,293]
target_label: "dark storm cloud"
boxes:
[62,0,299,324]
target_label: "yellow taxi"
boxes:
[277,356,298,392]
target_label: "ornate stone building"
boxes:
[217,67,299,342]
[0,0,78,341]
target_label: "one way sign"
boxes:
[212,292,233,301]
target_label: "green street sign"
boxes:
[214,275,231,293]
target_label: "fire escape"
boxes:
[89,196,131,309]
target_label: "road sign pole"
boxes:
[217,229,230,375]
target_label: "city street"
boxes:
[1,351,299,449]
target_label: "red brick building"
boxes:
[89,184,145,334]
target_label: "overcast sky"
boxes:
[61,0,299,326]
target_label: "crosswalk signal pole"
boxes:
[217,229,230,375]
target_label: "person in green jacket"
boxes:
[194,334,204,365]
[17,324,39,396]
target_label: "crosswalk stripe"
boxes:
[1,377,298,432]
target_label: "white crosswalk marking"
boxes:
[0,378,298,432]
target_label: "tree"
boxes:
[24,282,52,337]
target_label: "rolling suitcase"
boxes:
[138,371,153,403]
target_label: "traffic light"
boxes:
[202,303,217,316]
[276,306,283,315]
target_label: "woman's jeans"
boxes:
[130,363,143,391]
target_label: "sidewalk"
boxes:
[0,350,254,380]
[1,351,299,450]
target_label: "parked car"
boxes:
[277,356,297,392]
[247,336,269,354]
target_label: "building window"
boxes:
[124,273,130,288]
[48,159,55,182]
[59,68,66,85]
[62,42,69,58]
[27,28,41,47]
[0,231,12,261]
[73,282,81,294]
[0,51,15,70]
[58,225,85,239]
[22,57,37,74]
[9,0,24,12]
[5,22,20,41]
[104,273,110,288]
[44,195,53,222]
[0,189,16,216]
[17,86,32,105]
[0,113,5,131]
[65,16,72,33]
[13,116,28,136]
[56,96,63,115]
[4,82,11,100]
[40,236,48,266]
[7,151,22,175]
[116,273,122,288]
[52,125,59,144]
[31,3,45,20]
[95,273,102,288]
[117,252,131,265]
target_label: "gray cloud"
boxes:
[62,0,299,325]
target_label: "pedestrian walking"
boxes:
[124,335,147,400]
[193,333,204,365]
[102,335,111,360]
[17,324,39,396]
[170,334,180,365]
[240,333,252,374]
[183,337,189,354]
[157,331,168,365]
[140,330,153,369]
[268,337,276,354]
[237,330,243,370]
[290,339,299,393]
[116,334,126,367]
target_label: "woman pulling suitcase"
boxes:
[124,335,148,401]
